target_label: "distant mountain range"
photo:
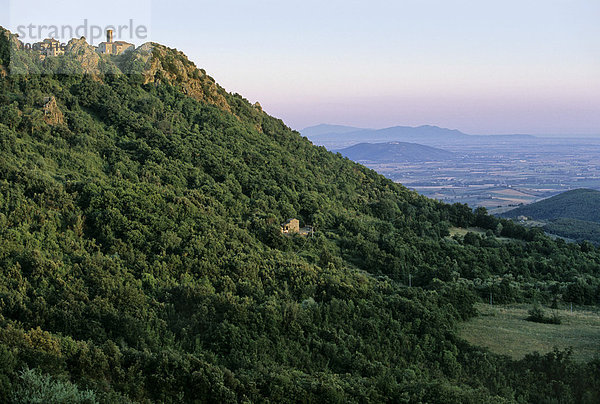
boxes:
[301,124,367,137]
[337,142,456,163]
[302,124,537,149]
[502,189,600,243]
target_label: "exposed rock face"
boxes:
[1,26,252,118]
[128,43,232,112]
[6,29,23,50]
[0,27,20,76]
[65,38,101,75]
[42,96,64,125]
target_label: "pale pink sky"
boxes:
[4,0,600,135]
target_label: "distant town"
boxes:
[23,29,135,57]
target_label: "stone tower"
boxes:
[107,29,113,43]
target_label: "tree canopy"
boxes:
[0,28,599,403]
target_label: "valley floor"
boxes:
[360,139,600,208]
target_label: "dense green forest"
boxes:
[503,189,600,223]
[0,27,599,402]
[503,189,600,244]
[543,218,600,245]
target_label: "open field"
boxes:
[460,303,600,362]
[448,227,487,237]
[448,227,519,244]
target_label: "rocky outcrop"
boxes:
[41,96,64,125]
[0,27,253,118]
[65,37,102,75]
[127,43,232,112]
[0,27,20,75]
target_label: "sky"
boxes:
[2,0,600,135]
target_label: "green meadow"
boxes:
[460,303,600,362]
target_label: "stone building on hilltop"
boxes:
[33,38,65,57]
[97,29,134,55]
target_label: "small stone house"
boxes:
[281,218,300,234]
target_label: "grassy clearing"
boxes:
[448,227,521,244]
[449,227,487,237]
[460,303,600,362]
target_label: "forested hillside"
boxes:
[503,189,600,243]
[1,27,599,403]
[503,189,600,223]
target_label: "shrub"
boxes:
[526,303,561,324]
[11,368,97,404]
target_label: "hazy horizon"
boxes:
[299,123,600,138]
[2,0,599,135]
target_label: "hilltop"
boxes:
[303,124,469,148]
[302,124,537,149]
[300,123,364,137]
[1,27,600,402]
[337,141,456,163]
[503,189,600,223]
[503,189,600,243]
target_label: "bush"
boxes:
[526,303,561,324]
[11,368,97,404]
